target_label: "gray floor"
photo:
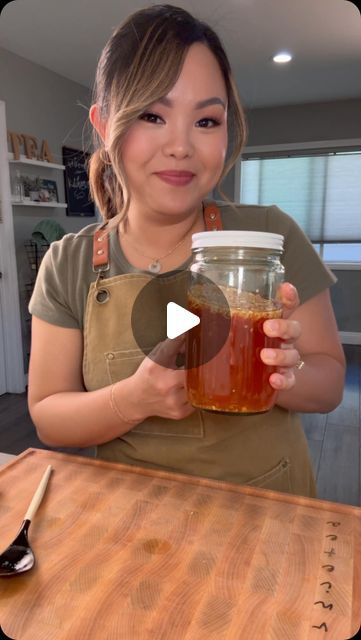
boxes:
[301,344,360,507]
[0,344,360,506]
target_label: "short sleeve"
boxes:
[29,239,81,329]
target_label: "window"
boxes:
[239,149,361,262]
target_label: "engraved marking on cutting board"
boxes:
[311,519,354,635]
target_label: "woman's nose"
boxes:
[162,126,194,159]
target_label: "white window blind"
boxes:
[240,151,361,243]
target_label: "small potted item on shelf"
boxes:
[21,175,33,202]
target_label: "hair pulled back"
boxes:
[88,4,247,224]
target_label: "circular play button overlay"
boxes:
[131,270,231,370]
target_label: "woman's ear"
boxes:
[89,104,108,143]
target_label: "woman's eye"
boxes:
[139,112,164,124]
[196,118,221,128]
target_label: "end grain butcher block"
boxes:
[0,449,360,640]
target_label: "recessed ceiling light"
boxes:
[272,52,292,64]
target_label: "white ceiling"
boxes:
[0,0,360,108]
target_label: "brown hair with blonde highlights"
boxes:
[89,4,247,225]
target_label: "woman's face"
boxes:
[120,43,228,218]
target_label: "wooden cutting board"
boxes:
[0,448,360,640]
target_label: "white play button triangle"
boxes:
[166,302,200,339]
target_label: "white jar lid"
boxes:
[192,230,284,251]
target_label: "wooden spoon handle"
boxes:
[24,465,53,522]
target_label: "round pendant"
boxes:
[148,260,161,274]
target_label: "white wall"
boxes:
[0,47,93,370]
[246,98,361,147]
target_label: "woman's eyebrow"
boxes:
[158,96,226,110]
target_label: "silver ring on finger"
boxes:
[295,359,305,371]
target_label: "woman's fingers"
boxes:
[263,318,301,342]
[269,368,296,390]
[261,346,300,368]
[262,284,301,392]
[264,282,300,342]
[276,282,300,317]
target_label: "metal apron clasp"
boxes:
[93,266,111,304]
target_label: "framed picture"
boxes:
[38,178,58,202]
[62,146,95,217]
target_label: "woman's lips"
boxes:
[154,171,195,186]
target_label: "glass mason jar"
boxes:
[185,230,285,415]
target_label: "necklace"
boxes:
[120,212,201,274]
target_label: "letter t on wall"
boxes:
[7,131,24,160]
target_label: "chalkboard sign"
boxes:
[62,146,95,216]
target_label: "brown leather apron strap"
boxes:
[92,203,223,270]
[203,203,223,230]
[92,227,110,273]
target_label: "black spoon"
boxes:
[0,465,52,576]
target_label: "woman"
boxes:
[28,4,345,496]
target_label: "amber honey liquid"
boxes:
[186,294,282,414]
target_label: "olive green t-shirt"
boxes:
[29,203,336,328]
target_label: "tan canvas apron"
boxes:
[83,204,317,497]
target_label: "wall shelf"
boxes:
[8,153,65,170]
[12,200,67,208]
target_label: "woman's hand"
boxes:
[121,335,195,423]
[261,282,302,391]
